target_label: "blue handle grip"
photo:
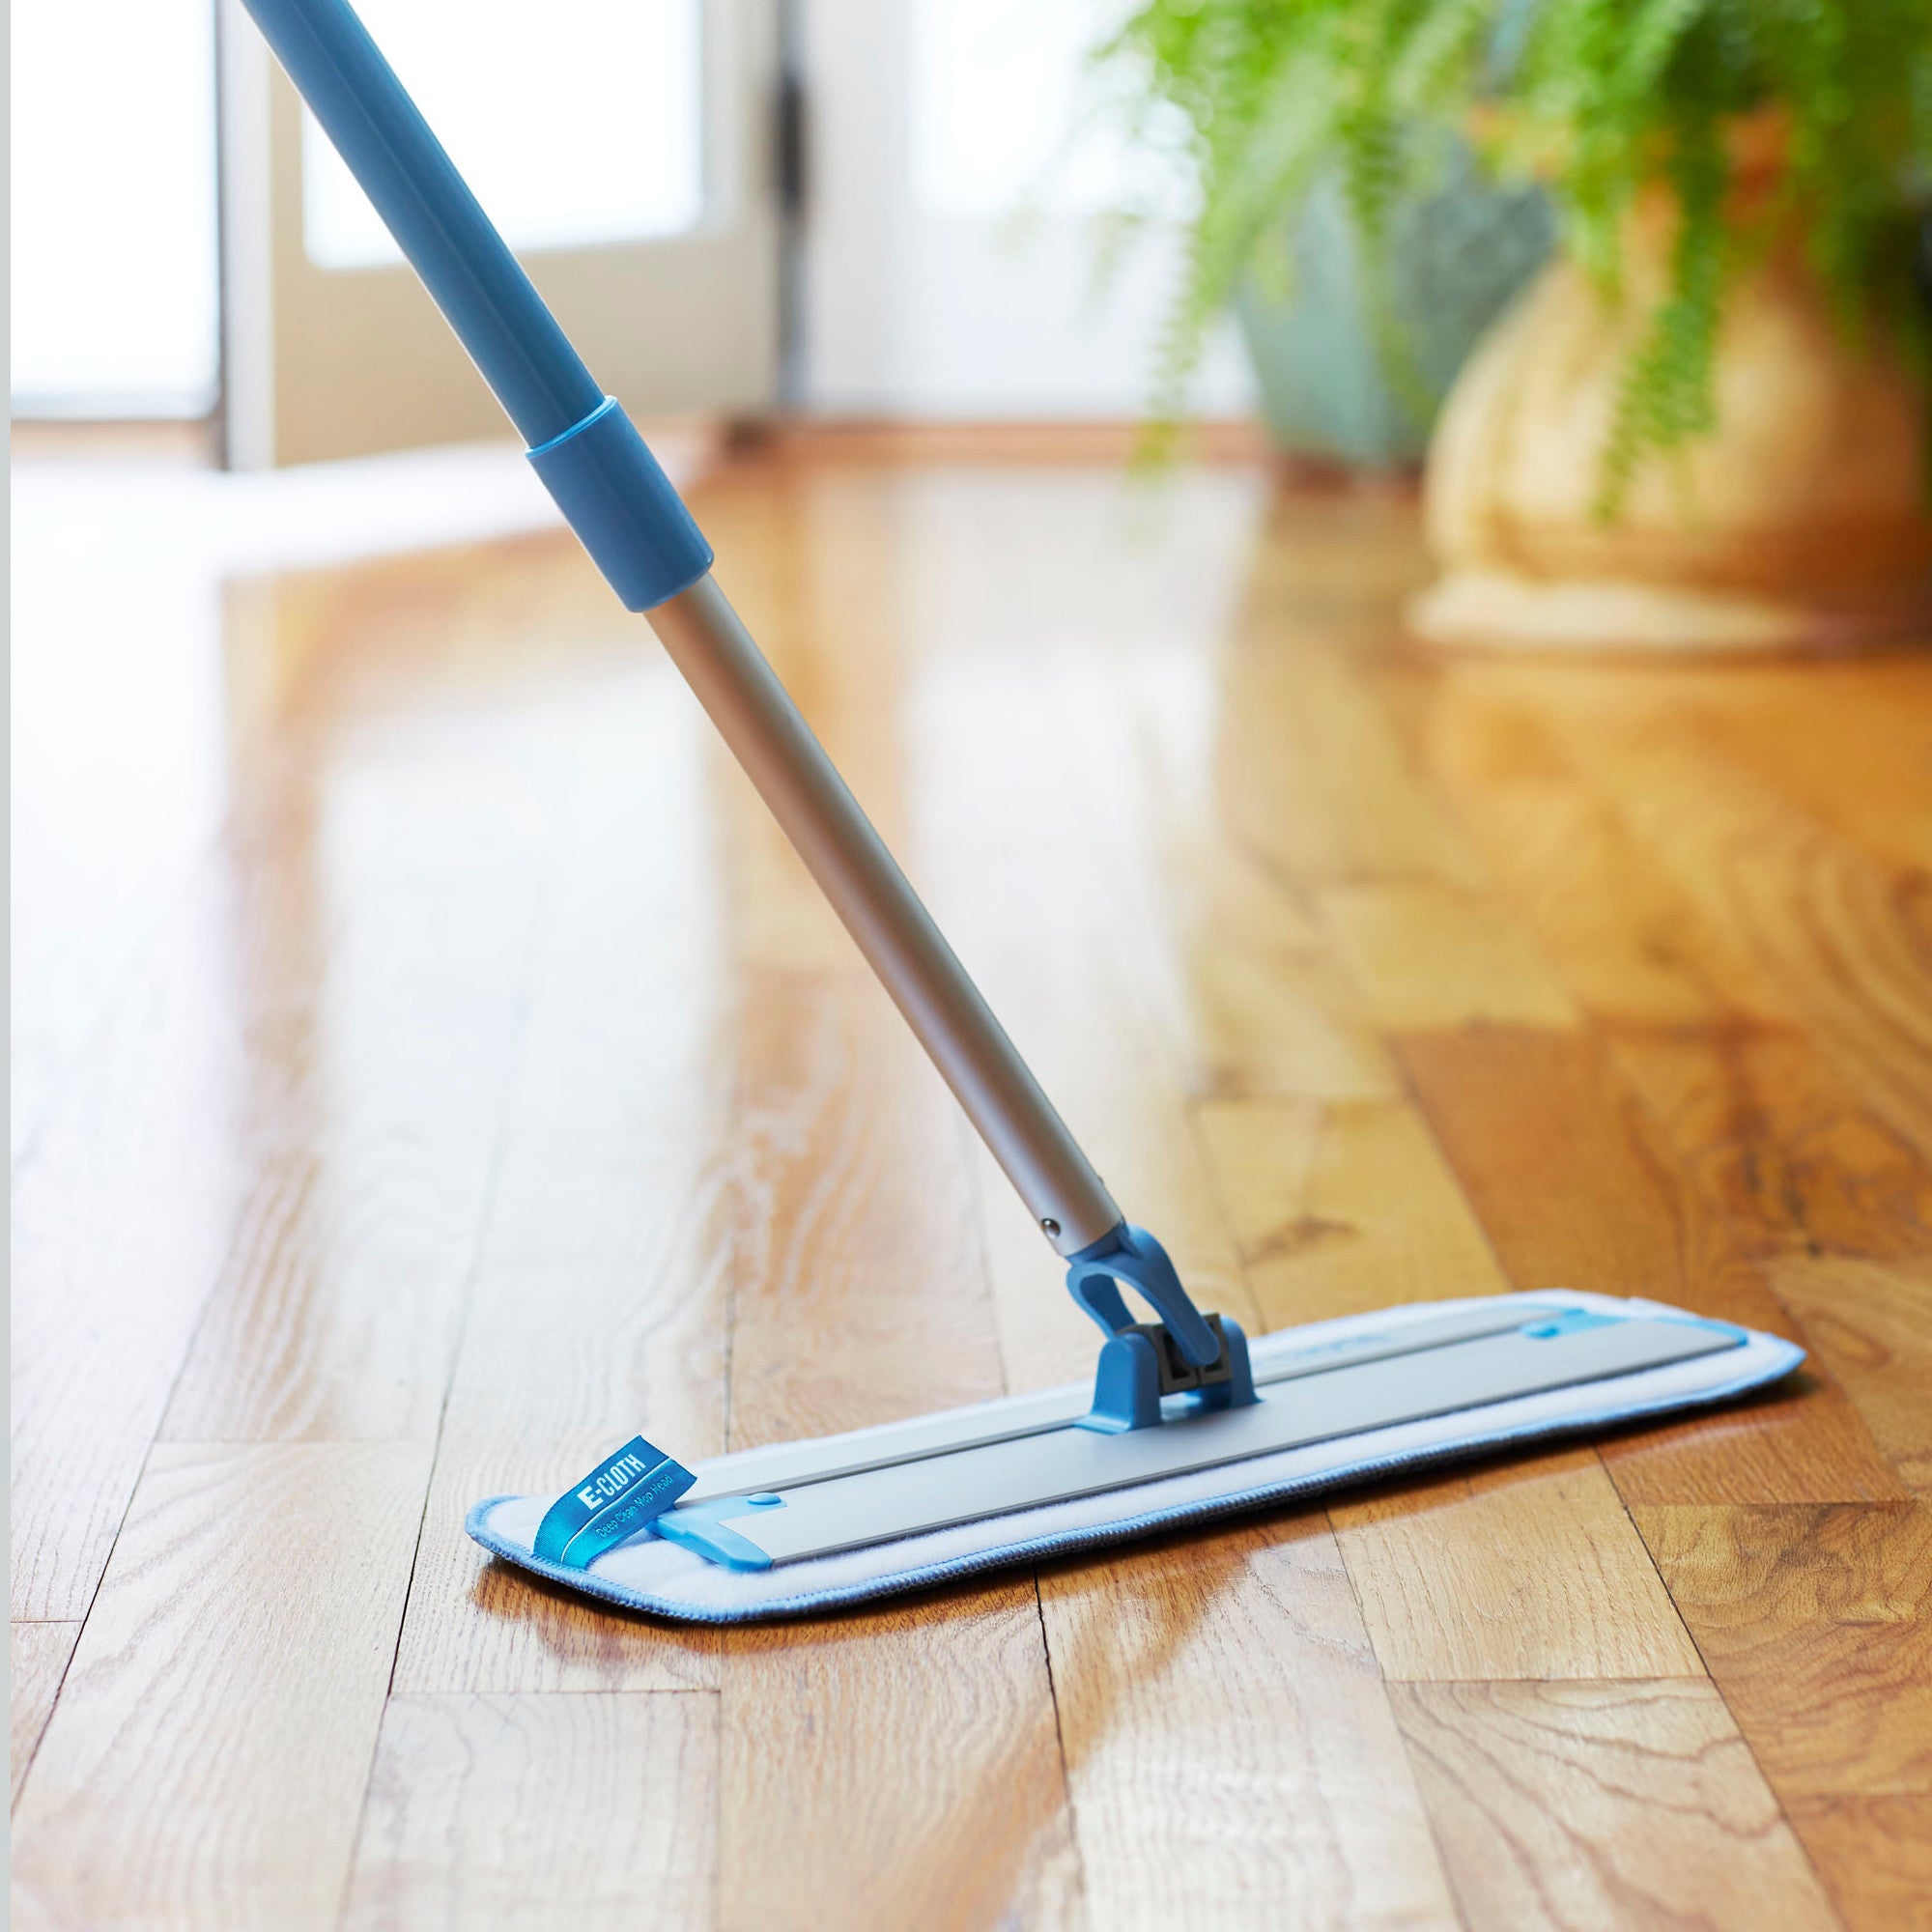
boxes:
[241,0,713,610]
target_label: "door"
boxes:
[799,0,1253,418]
[218,0,779,467]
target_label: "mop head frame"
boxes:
[468,1290,1802,1625]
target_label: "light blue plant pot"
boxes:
[1236,148,1554,470]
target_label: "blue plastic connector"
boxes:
[239,0,713,613]
[526,398,714,611]
[1082,1315,1257,1434]
[1065,1223,1221,1366]
[1065,1223,1257,1432]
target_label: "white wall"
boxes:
[801,0,1256,419]
[11,0,221,412]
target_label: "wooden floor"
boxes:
[12,445,1932,1931]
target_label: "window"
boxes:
[301,0,704,269]
[11,0,219,412]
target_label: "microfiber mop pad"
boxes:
[467,1291,1801,1625]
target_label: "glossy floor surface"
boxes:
[13,442,1932,1930]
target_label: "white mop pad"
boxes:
[467,1290,1802,1624]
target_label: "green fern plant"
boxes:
[1099,0,1932,512]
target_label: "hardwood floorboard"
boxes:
[894,538,1265,1385]
[11,870,259,1622]
[727,966,1004,1445]
[1547,694,1932,1169]
[1399,1028,1789,1327]
[717,1587,1082,1932]
[713,1006,1071,1927]
[16,452,1930,1929]
[1399,1026,1908,1504]
[1199,1097,1511,1329]
[11,1442,429,1931]
[1667,660,1932,881]
[1402,666,1795,1029]
[10,1624,78,1810]
[1218,605,1485,890]
[1599,1380,1909,1510]
[1636,1502,1932,1798]
[1398,1028,1785,1328]
[1317,880,1580,1031]
[1330,1448,1705,1682]
[390,669,736,1695]
[1771,1258,1932,1493]
[1604,1028,1932,1267]
[711,478,1078,1926]
[156,872,548,1443]
[1180,843,1407,1104]
[1026,489,1410,1109]
[12,433,234,1160]
[824,504,1470,1928]
[717,473,1010,1441]
[1039,1516,1459,1931]
[1783,1792,1932,1932]
[1393,1679,1839,1932]
[1584,1022,1932,1494]
[342,1692,718,1932]
[156,573,582,1446]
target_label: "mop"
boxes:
[241,0,1802,1623]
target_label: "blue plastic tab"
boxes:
[1082,1331,1166,1433]
[1522,1310,1625,1339]
[534,1435,696,1571]
[1521,1306,1745,1345]
[652,1494,784,1572]
[526,398,715,611]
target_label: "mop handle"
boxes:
[237,0,1134,1261]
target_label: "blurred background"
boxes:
[14,0,1931,1151]
[14,0,1273,1162]
[18,0,1924,590]
[13,14,1932,1925]
[11,0,1254,449]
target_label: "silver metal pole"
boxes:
[648,573,1122,1257]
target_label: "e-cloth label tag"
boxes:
[532,1436,696,1571]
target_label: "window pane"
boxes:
[11,0,218,411]
[910,0,1184,219]
[302,0,704,270]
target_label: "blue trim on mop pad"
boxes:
[466,1291,1804,1625]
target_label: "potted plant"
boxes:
[1101,0,1932,650]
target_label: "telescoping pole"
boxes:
[238,0,1225,1366]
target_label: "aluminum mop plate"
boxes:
[659,1301,1739,1567]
